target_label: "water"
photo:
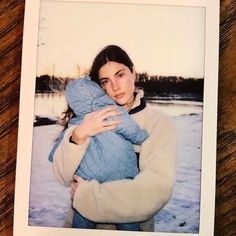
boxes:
[35,93,67,118]
[34,93,203,118]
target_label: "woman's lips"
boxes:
[114,93,125,99]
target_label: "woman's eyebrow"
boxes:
[114,69,125,76]
[99,69,125,81]
[99,77,108,82]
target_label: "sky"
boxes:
[36,1,205,78]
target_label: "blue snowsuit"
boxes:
[49,76,148,231]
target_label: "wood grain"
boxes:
[0,1,235,236]
[0,1,25,236]
[216,1,236,235]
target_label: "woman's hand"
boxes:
[70,175,86,200]
[71,106,121,144]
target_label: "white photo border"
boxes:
[14,0,219,236]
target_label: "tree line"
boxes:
[35,73,204,101]
[136,73,203,100]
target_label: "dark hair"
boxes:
[89,45,134,84]
[61,45,134,127]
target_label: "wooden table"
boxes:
[0,1,236,235]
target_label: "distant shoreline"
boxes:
[35,91,203,102]
[145,96,203,103]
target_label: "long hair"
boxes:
[62,45,134,127]
[89,45,134,84]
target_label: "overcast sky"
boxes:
[36,1,205,78]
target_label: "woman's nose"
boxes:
[111,80,120,91]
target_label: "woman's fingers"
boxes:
[70,182,78,199]
[102,124,120,131]
[71,181,79,190]
[84,106,120,123]
[75,106,122,138]
[73,175,85,183]
[102,119,122,127]
[95,106,117,117]
[100,110,122,121]
[70,176,89,200]
[84,110,98,120]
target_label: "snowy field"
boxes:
[29,102,202,233]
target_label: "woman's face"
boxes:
[98,61,135,110]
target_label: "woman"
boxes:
[51,45,176,231]
[50,75,149,230]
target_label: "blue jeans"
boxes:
[72,208,140,231]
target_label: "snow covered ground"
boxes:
[29,104,202,233]
[154,113,202,233]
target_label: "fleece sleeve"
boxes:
[52,125,90,187]
[72,110,176,223]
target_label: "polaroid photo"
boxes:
[14,0,219,236]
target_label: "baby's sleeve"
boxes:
[48,117,86,186]
[48,117,82,163]
[48,130,65,162]
[113,106,148,144]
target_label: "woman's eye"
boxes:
[100,80,108,86]
[118,73,124,78]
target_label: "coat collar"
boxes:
[129,89,146,115]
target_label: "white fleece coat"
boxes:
[52,96,176,231]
